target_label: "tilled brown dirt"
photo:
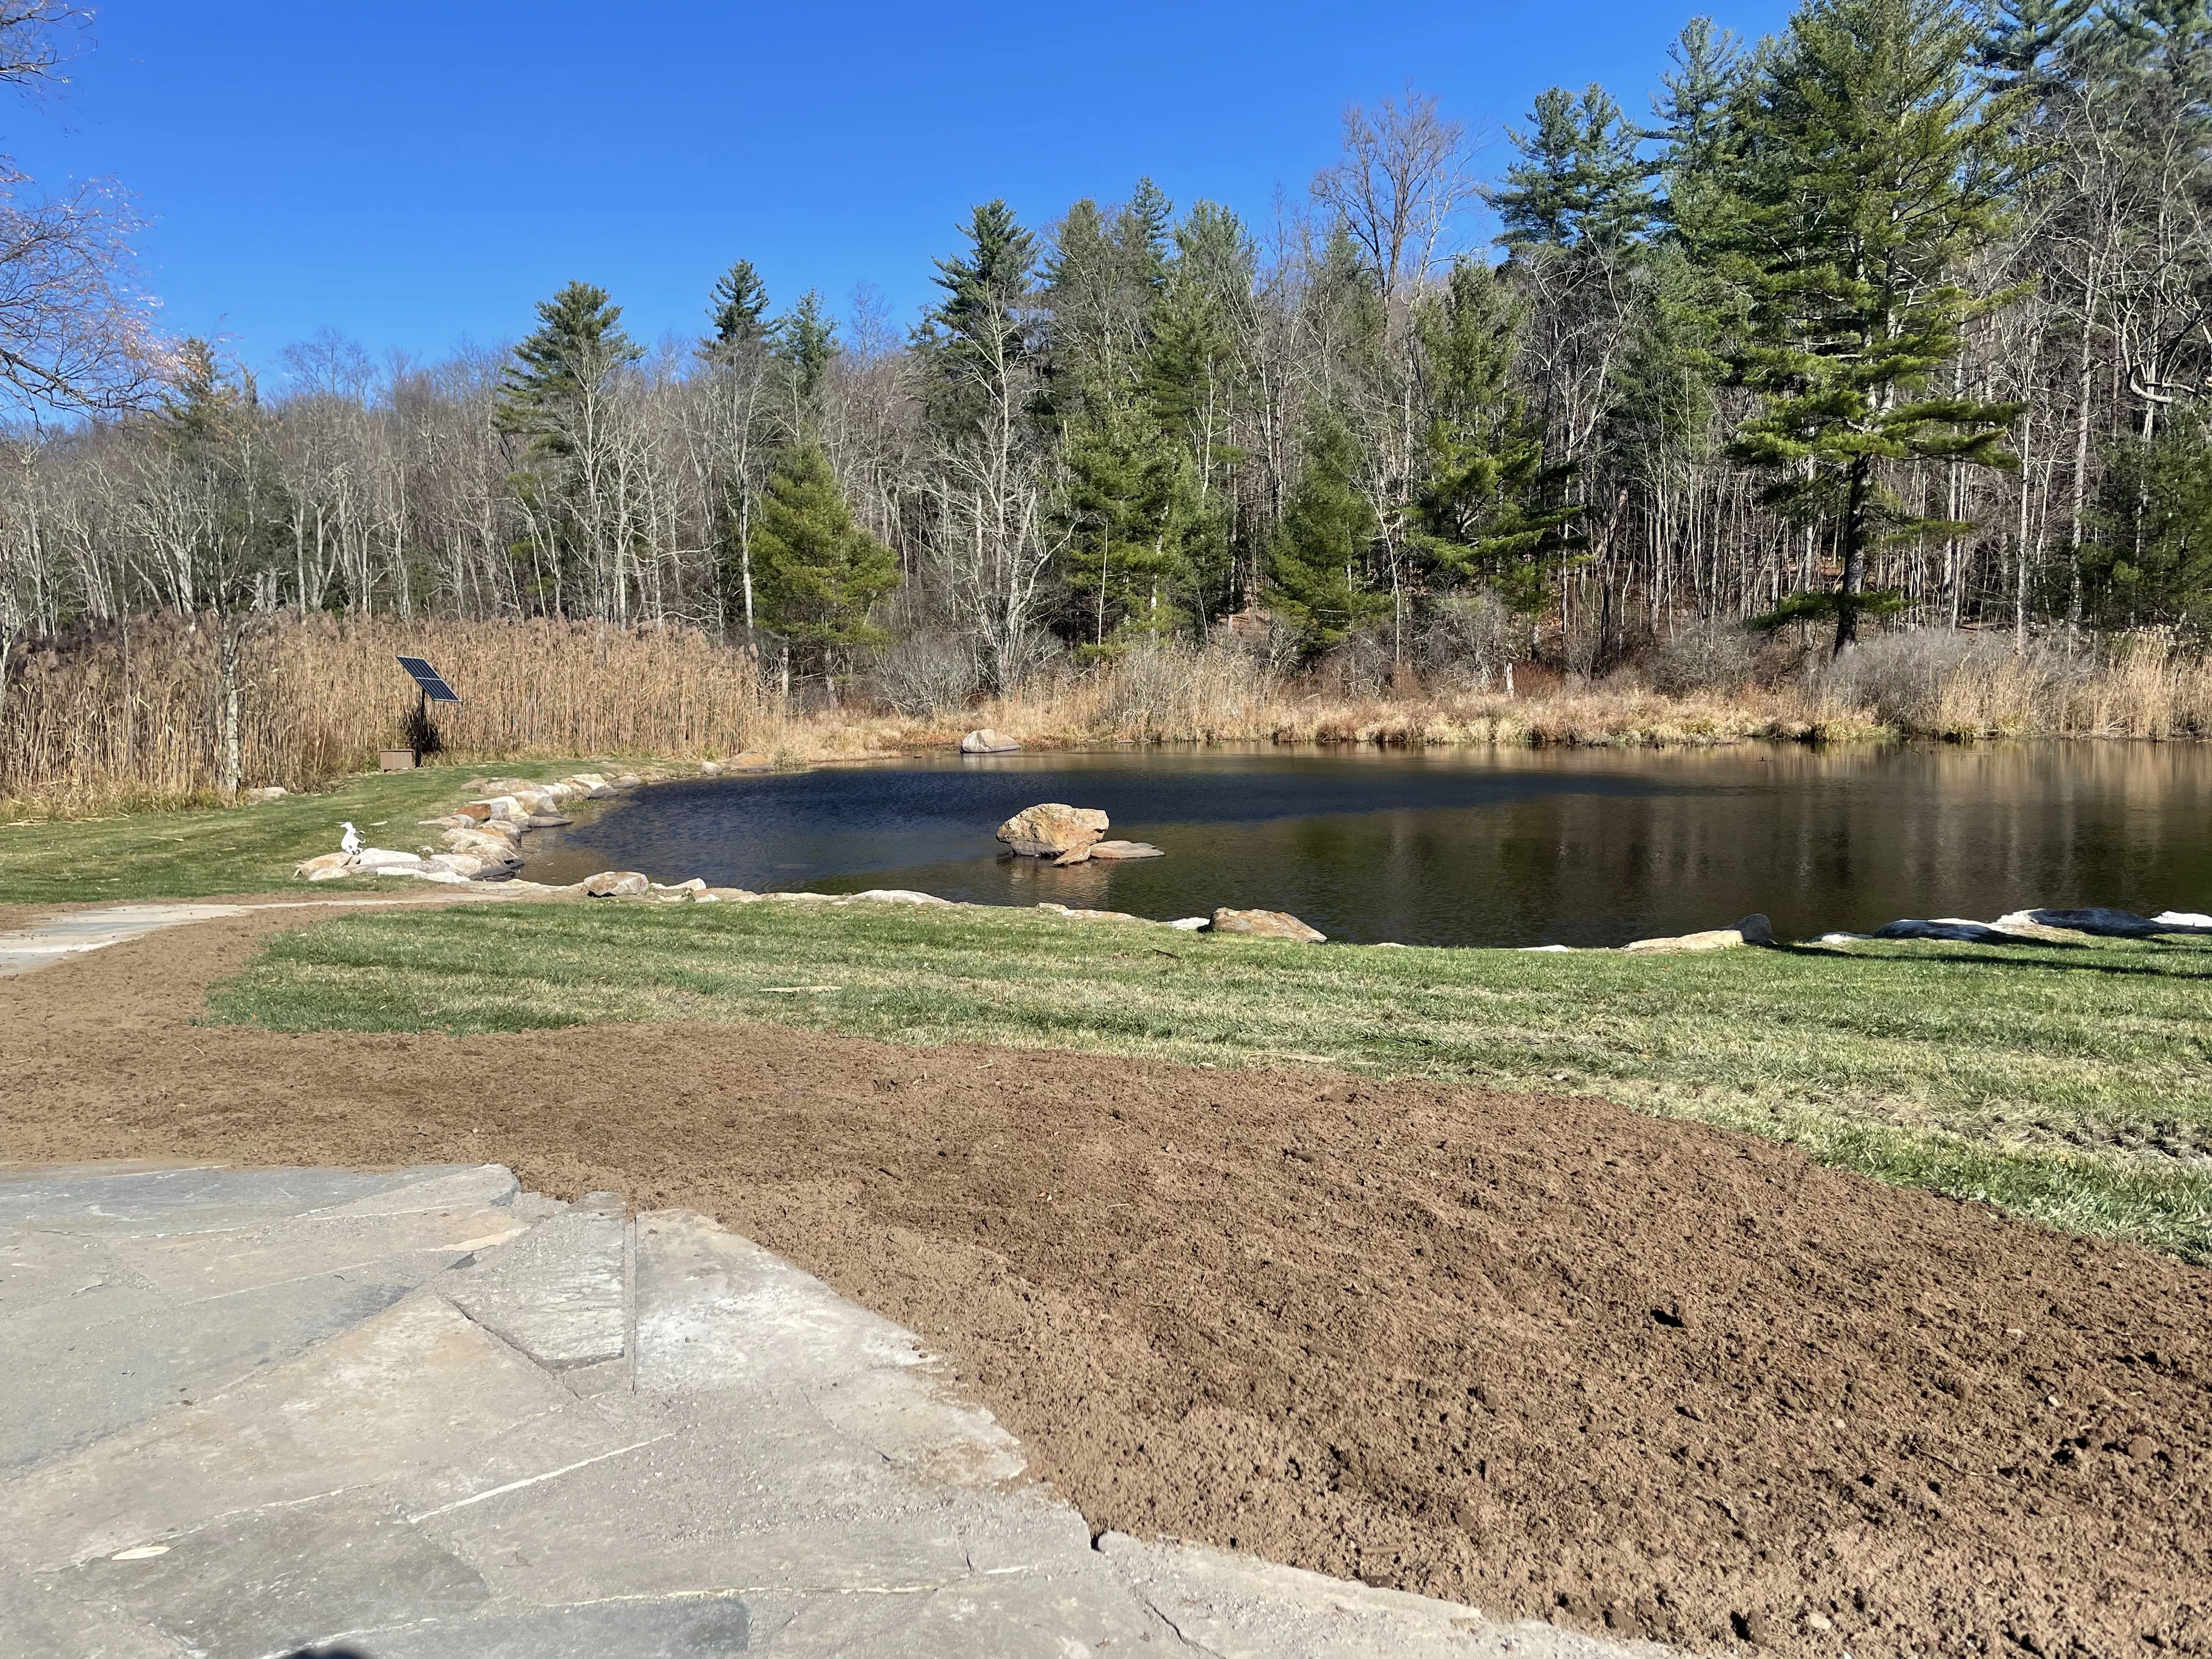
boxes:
[3,910,2207,1656]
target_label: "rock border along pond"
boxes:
[292,776,2212,953]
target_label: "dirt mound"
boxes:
[3,911,2207,1656]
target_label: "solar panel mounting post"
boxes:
[394,656,460,761]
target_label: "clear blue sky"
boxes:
[12,1,1796,381]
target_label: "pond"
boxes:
[520,742,2212,948]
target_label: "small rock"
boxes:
[997,802,1109,857]
[582,871,651,898]
[2127,1436,2157,1459]
[847,889,953,906]
[295,851,350,877]
[305,865,351,883]
[698,761,722,777]
[961,728,1020,754]
[244,785,287,803]
[701,887,759,902]
[2154,910,2212,929]
[1090,840,1164,860]
[524,814,573,828]
[455,802,493,822]
[1737,912,1774,944]
[1211,907,1326,943]
[1166,917,1211,931]
[1805,1612,1835,1633]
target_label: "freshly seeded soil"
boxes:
[3,910,2207,1656]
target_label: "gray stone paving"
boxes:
[0,1159,1663,1658]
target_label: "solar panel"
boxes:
[396,655,461,703]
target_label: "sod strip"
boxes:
[208,901,2212,1261]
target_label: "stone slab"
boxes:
[1097,1531,1657,1658]
[337,1594,750,1658]
[104,1205,528,1302]
[753,1568,1162,1657]
[0,1166,478,1236]
[633,1209,918,1395]
[0,1557,184,1659]
[0,1259,441,1474]
[65,1496,489,1659]
[442,1209,625,1369]
[0,1291,573,1570]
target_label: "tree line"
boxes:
[2,0,2208,710]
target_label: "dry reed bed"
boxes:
[4,616,2209,818]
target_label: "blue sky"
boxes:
[12,1,1795,382]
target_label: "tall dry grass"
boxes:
[7,617,2210,819]
[1808,630,2212,740]
[0,613,786,817]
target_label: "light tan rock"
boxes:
[996,803,1109,857]
[961,729,1020,754]
[1622,914,1771,953]
[700,887,759,902]
[454,802,493,822]
[1210,907,1326,943]
[295,851,349,877]
[729,752,772,771]
[1090,840,1164,860]
[582,871,651,898]
[1036,902,1147,924]
[1051,845,1093,866]
[306,865,352,883]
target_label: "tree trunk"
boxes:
[1835,455,1871,657]
[217,612,243,799]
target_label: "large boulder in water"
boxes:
[996,803,1108,857]
[962,729,1020,754]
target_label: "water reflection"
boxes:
[522,743,2212,947]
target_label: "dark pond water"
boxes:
[522,743,2212,948]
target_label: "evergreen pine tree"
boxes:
[1267,409,1389,652]
[1716,0,2027,653]
[1412,260,1584,614]
[2086,412,2212,627]
[704,259,771,357]
[495,281,642,452]
[919,199,1039,436]
[1496,84,1656,253]
[751,444,901,673]
[771,290,837,428]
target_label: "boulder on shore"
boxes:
[1623,913,1773,953]
[351,847,424,870]
[961,729,1020,754]
[1211,907,1326,943]
[295,851,350,878]
[582,871,651,898]
[996,802,1109,857]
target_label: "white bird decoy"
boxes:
[340,821,362,856]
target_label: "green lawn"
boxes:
[0,761,600,904]
[208,899,2212,1261]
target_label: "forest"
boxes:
[2,0,2210,804]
